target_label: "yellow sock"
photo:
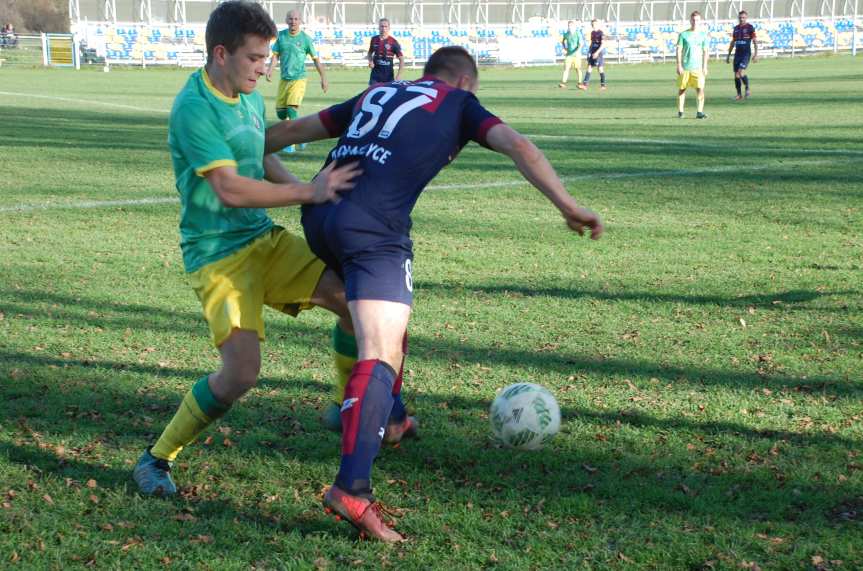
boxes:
[332,324,358,405]
[150,376,230,461]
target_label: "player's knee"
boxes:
[276,108,288,120]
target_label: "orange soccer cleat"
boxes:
[323,485,406,542]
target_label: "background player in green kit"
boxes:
[132,0,360,497]
[266,9,327,152]
[677,11,710,119]
[558,20,583,89]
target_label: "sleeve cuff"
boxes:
[318,109,340,137]
[476,117,504,148]
[194,159,238,177]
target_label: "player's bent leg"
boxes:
[135,330,256,496]
[209,329,262,403]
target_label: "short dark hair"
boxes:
[423,46,478,80]
[690,10,702,18]
[205,1,277,62]
[739,9,748,15]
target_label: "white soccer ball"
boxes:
[490,383,561,450]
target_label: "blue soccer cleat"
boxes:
[281,145,296,154]
[133,448,177,496]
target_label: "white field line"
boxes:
[0,158,836,214]
[0,90,170,114]
[526,133,863,156]
[1,90,859,157]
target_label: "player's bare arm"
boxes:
[205,162,358,208]
[313,57,328,93]
[263,153,301,184]
[676,44,684,75]
[395,54,404,80]
[485,123,603,239]
[726,39,735,63]
[266,52,278,81]
[753,37,759,62]
[264,114,332,154]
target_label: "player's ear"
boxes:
[212,45,228,66]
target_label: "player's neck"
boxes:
[204,65,239,100]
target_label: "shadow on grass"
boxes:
[0,286,859,399]
[1,365,860,545]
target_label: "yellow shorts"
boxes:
[188,227,326,347]
[564,55,582,72]
[277,79,307,109]
[678,71,705,90]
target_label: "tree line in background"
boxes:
[0,0,69,34]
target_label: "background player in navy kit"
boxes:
[579,19,607,90]
[265,46,603,542]
[367,18,404,86]
[726,10,758,99]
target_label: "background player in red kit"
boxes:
[367,18,404,85]
[266,46,603,542]
[726,10,758,99]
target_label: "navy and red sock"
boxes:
[335,360,396,498]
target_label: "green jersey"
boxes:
[677,29,709,71]
[168,68,272,273]
[562,30,582,56]
[272,30,316,80]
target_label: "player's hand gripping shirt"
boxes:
[272,30,316,81]
[732,24,756,55]
[678,29,709,71]
[309,77,503,233]
[168,69,272,273]
[369,35,403,83]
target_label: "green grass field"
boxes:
[1,55,861,569]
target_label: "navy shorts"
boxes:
[302,200,414,306]
[369,68,395,86]
[587,53,604,67]
[733,53,751,72]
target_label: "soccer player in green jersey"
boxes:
[558,20,583,89]
[266,10,327,153]
[132,0,360,497]
[677,11,710,119]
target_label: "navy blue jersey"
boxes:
[589,30,604,54]
[732,24,756,54]
[310,76,503,233]
[368,35,402,83]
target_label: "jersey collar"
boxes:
[201,67,240,105]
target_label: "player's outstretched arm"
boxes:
[485,124,603,239]
[205,161,359,208]
[265,114,333,155]
[263,153,301,184]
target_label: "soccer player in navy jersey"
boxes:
[367,18,404,86]
[726,10,758,99]
[265,46,603,542]
[578,19,607,90]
